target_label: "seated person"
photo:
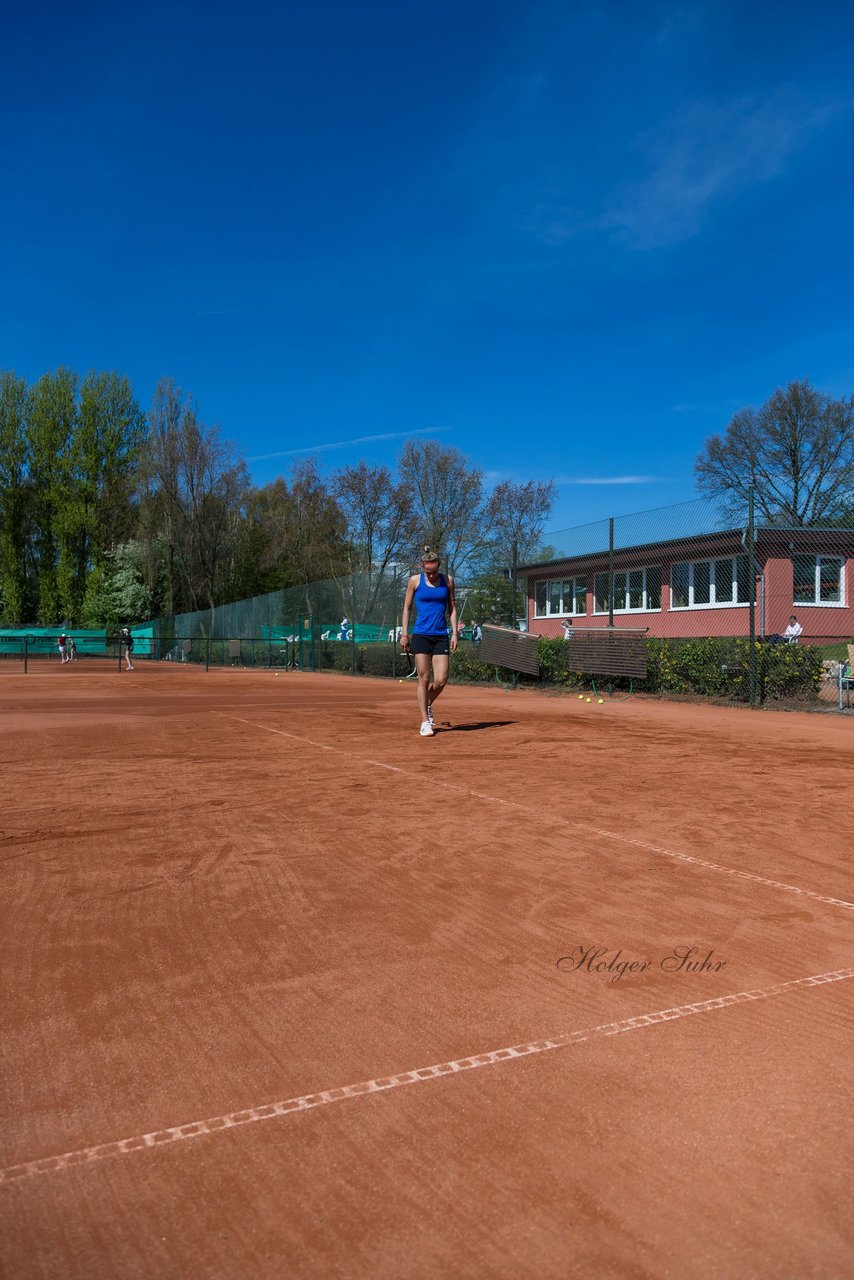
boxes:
[783,615,803,643]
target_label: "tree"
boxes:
[484,478,556,570]
[463,572,519,627]
[695,380,854,525]
[331,461,417,620]
[397,439,486,575]
[76,371,147,560]
[82,540,152,629]
[141,379,249,615]
[285,458,349,585]
[28,368,78,621]
[0,372,31,622]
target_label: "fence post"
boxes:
[23,636,28,674]
[205,637,210,672]
[608,517,615,629]
[748,488,757,707]
[351,592,357,676]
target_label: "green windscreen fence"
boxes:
[154,568,408,644]
[140,493,854,707]
[0,627,110,656]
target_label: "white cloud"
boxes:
[555,474,662,486]
[534,90,850,250]
[603,91,849,249]
[247,426,450,463]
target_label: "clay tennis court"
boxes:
[1,663,852,1278]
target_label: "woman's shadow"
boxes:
[437,720,515,732]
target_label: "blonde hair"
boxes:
[420,546,440,563]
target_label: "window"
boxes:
[533,576,587,617]
[793,555,843,605]
[593,567,662,614]
[669,555,753,608]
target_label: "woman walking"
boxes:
[400,548,457,736]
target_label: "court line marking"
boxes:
[2,967,851,1187]
[214,714,854,914]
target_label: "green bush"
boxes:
[331,643,355,672]
[641,637,746,697]
[535,637,585,687]
[449,645,497,683]
[758,641,823,700]
[639,636,822,702]
[361,644,396,677]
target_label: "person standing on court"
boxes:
[120,625,135,671]
[400,547,458,736]
[57,632,68,663]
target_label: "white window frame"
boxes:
[592,566,662,615]
[533,576,587,618]
[669,555,751,610]
[792,554,845,607]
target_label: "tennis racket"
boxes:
[401,648,417,677]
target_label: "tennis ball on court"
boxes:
[398,678,404,683]
[586,697,591,703]
[597,698,604,704]
[578,694,584,700]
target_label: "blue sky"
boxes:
[3,1,854,530]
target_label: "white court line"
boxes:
[2,967,851,1187]
[215,714,854,914]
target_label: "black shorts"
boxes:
[409,633,450,657]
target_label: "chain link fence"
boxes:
[524,493,853,709]
[10,493,847,709]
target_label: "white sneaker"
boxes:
[419,720,434,736]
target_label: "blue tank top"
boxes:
[413,572,450,635]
